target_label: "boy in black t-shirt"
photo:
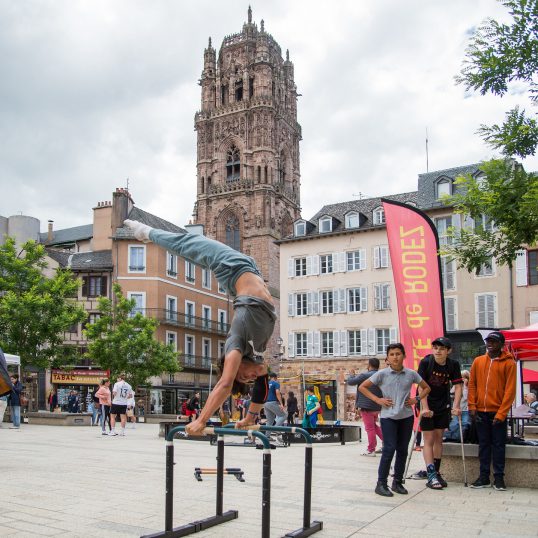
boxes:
[418,337,463,489]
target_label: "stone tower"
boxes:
[193,8,301,333]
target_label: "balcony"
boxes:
[143,309,230,335]
[180,354,214,371]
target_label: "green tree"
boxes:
[84,283,180,389]
[445,0,538,271]
[0,238,87,370]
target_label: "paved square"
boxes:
[1,423,536,537]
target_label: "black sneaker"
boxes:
[470,476,491,489]
[391,480,408,495]
[436,473,448,488]
[493,476,506,491]
[375,481,394,497]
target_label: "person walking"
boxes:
[359,343,430,497]
[126,391,136,429]
[48,389,58,413]
[185,392,201,423]
[417,337,463,490]
[96,378,112,435]
[264,373,287,427]
[123,219,276,436]
[286,391,298,425]
[8,374,23,429]
[468,331,516,491]
[109,374,133,436]
[347,358,383,456]
[302,386,321,428]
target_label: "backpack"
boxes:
[186,397,195,411]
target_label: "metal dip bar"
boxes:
[140,425,272,538]
[225,424,323,537]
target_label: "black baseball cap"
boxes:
[485,331,505,344]
[432,336,452,349]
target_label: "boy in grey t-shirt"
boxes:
[360,343,430,497]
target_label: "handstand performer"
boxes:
[123,219,276,436]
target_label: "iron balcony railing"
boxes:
[138,308,230,335]
[177,354,214,370]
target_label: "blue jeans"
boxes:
[264,401,286,427]
[149,229,261,296]
[11,405,21,427]
[475,411,507,478]
[444,411,471,441]
[378,415,414,482]
[91,404,100,425]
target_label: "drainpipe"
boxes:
[509,265,515,329]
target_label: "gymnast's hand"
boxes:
[185,417,207,436]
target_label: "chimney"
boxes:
[47,220,54,242]
[112,187,135,231]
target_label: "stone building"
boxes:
[193,7,302,359]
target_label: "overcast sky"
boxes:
[1,0,536,232]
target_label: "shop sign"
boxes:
[51,369,108,385]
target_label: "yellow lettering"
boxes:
[399,225,424,238]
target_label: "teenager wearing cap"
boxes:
[123,219,276,436]
[417,336,463,489]
[468,331,516,491]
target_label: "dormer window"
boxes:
[345,211,360,229]
[319,216,332,233]
[294,221,306,237]
[436,178,452,198]
[373,207,385,225]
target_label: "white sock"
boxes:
[123,219,153,243]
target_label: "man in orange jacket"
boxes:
[468,331,516,491]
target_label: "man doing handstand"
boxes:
[123,219,276,436]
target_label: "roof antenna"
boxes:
[425,127,429,173]
[352,192,367,200]
[126,177,130,192]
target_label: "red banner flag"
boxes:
[382,199,445,370]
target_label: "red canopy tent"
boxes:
[500,323,538,401]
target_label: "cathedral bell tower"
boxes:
[193,7,302,310]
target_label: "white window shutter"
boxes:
[288,293,294,317]
[307,331,321,357]
[360,329,368,355]
[307,292,313,316]
[312,290,320,315]
[311,255,320,275]
[381,246,388,267]
[374,284,381,310]
[389,327,398,344]
[385,284,390,309]
[340,330,348,356]
[463,214,475,230]
[338,288,346,313]
[307,331,314,357]
[360,249,366,270]
[333,330,340,356]
[360,287,368,311]
[288,333,295,358]
[477,294,485,326]
[306,256,312,276]
[515,250,528,287]
[338,252,346,272]
[368,328,376,355]
[386,246,391,268]
[445,297,456,331]
[288,258,294,278]
[374,246,380,269]
[451,214,461,237]
[487,295,496,327]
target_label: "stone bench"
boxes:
[439,442,538,488]
[27,412,92,426]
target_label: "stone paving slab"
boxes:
[1,423,536,537]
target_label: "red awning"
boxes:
[522,368,538,384]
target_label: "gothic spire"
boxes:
[248,5,252,23]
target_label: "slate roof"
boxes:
[46,249,113,271]
[281,191,418,241]
[417,163,482,209]
[114,206,186,240]
[40,224,93,246]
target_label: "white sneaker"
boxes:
[123,219,153,243]
[120,429,125,436]
[101,431,108,436]
[361,450,376,457]
[108,430,118,436]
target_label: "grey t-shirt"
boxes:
[369,367,422,420]
[224,295,277,362]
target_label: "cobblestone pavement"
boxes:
[1,423,536,537]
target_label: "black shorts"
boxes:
[420,408,451,431]
[110,404,127,415]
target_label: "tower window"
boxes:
[235,80,243,102]
[249,77,254,98]
[221,84,228,105]
[226,146,240,181]
[225,214,241,251]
